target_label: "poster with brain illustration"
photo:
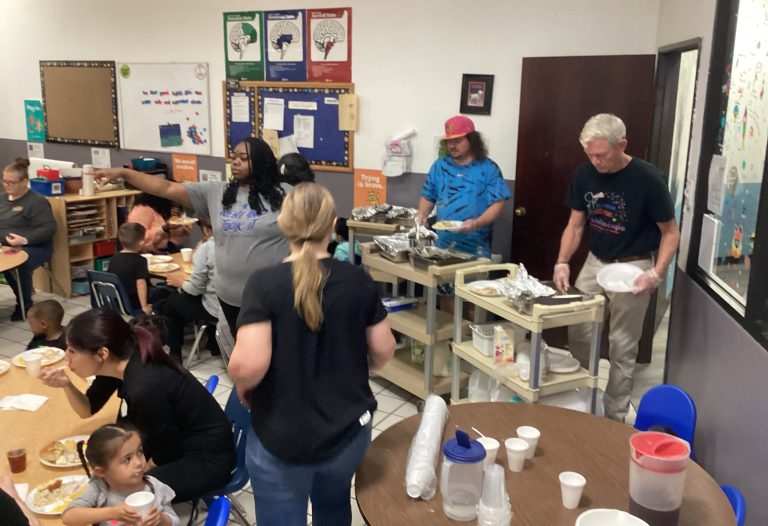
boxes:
[264,9,307,82]
[307,8,352,82]
[224,11,264,81]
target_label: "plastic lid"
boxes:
[630,431,690,472]
[443,429,486,463]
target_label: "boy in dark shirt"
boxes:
[108,223,167,314]
[26,299,66,350]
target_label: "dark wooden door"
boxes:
[511,55,657,280]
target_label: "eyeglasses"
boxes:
[2,178,24,185]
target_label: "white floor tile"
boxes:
[233,489,257,525]
[0,326,33,345]
[351,498,366,526]
[375,393,406,414]
[374,413,404,432]
[214,386,233,407]
[372,410,390,427]
[393,401,418,419]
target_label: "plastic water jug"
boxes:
[440,429,486,521]
[629,431,690,526]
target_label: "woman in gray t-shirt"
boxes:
[97,138,289,333]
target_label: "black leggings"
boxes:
[148,451,233,501]
[163,292,217,359]
[218,297,241,338]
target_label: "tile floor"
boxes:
[0,286,669,525]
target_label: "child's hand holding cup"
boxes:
[125,491,154,519]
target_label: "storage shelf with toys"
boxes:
[33,190,140,297]
[361,242,486,400]
[450,263,605,410]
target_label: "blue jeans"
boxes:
[3,244,53,310]
[246,423,372,526]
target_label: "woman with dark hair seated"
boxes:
[127,192,192,254]
[96,138,290,334]
[40,308,234,501]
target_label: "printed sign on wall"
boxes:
[307,7,352,82]
[354,169,387,208]
[224,11,265,80]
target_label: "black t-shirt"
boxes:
[85,352,234,467]
[107,252,150,309]
[0,490,29,526]
[237,259,388,464]
[27,332,67,351]
[565,158,675,260]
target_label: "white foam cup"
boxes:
[516,425,540,459]
[559,471,586,510]
[477,437,500,467]
[25,352,42,378]
[125,490,154,518]
[181,248,193,262]
[504,437,529,472]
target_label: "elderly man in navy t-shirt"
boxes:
[553,113,680,422]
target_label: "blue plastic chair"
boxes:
[87,270,142,316]
[203,496,231,526]
[721,485,746,526]
[189,389,251,526]
[204,375,218,395]
[634,384,697,456]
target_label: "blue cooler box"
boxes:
[30,178,65,196]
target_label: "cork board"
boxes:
[40,61,120,147]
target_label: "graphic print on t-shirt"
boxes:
[585,191,628,235]
[220,201,265,234]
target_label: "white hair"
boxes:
[579,114,626,147]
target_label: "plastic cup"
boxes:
[6,448,26,473]
[25,352,42,378]
[479,464,508,509]
[477,437,500,467]
[517,425,540,459]
[559,471,586,510]
[504,437,529,472]
[125,491,154,518]
[181,248,193,263]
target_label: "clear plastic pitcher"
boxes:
[629,431,690,526]
[440,429,486,521]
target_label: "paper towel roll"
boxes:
[81,173,95,196]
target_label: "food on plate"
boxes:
[15,347,64,366]
[31,477,87,512]
[432,220,463,231]
[472,287,500,296]
[147,255,173,264]
[148,263,180,273]
[40,438,86,466]
[167,216,198,226]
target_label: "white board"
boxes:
[118,63,211,155]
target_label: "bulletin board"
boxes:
[223,83,258,157]
[40,61,119,147]
[224,81,354,172]
[118,63,212,155]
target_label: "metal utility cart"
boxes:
[361,243,488,399]
[346,220,403,264]
[450,264,605,412]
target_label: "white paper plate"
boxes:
[576,508,650,526]
[168,216,198,226]
[26,475,88,515]
[0,360,9,375]
[466,280,504,297]
[596,263,644,293]
[12,347,65,368]
[432,220,463,232]
[548,353,581,373]
[39,435,89,468]
[147,255,173,264]
[148,263,180,273]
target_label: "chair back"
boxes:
[87,270,141,316]
[634,384,697,455]
[205,375,219,395]
[204,496,231,526]
[721,485,746,526]
[215,389,251,494]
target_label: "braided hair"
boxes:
[222,137,285,213]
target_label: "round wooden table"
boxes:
[0,250,29,320]
[356,403,735,525]
[0,356,119,526]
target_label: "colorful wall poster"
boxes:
[172,154,199,183]
[264,9,307,82]
[224,11,264,81]
[24,100,45,142]
[307,8,352,82]
[354,169,387,207]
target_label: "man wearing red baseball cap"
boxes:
[417,115,510,258]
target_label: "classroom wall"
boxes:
[0,0,662,179]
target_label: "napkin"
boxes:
[0,394,49,411]
[14,483,28,501]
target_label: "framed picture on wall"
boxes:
[460,74,494,115]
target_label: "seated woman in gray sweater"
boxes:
[0,158,56,321]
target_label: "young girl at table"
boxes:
[62,424,179,526]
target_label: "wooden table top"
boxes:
[356,402,735,526]
[0,249,29,273]
[0,358,119,525]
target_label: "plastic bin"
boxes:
[70,261,94,280]
[470,324,496,357]
[71,278,89,296]
[30,178,64,196]
[63,177,82,194]
[94,257,111,272]
[93,239,116,258]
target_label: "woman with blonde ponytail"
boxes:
[229,182,395,526]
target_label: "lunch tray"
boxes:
[409,252,471,271]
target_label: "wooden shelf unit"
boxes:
[450,263,605,410]
[38,190,140,297]
[362,243,487,400]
